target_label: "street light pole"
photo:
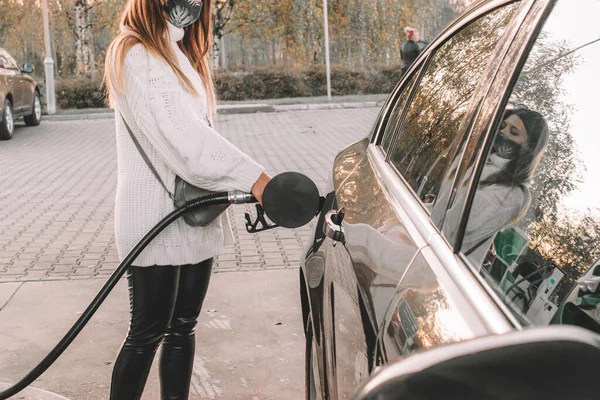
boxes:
[322,0,332,100]
[41,0,56,114]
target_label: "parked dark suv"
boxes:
[0,48,42,140]
[300,0,600,399]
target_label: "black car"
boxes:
[300,0,600,399]
[0,48,42,140]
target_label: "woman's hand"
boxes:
[251,172,272,205]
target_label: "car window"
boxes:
[461,0,600,329]
[387,3,520,205]
[0,50,11,69]
[6,54,19,70]
[379,66,421,152]
[0,50,18,70]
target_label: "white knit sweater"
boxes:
[110,23,264,267]
[442,153,529,266]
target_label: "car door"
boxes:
[321,135,422,400]
[318,1,532,398]
[374,0,536,364]
[0,50,20,111]
[5,53,31,113]
[304,43,431,400]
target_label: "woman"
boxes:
[462,106,549,265]
[103,0,270,398]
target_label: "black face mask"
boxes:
[164,0,203,29]
[493,133,522,160]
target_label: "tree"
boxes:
[89,0,124,75]
[492,29,600,309]
[0,0,17,42]
[0,0,45,73]
[528,211,600,294]
[0,0,469,76]
[512,35,584,223]
[232,0,301,66]
[63,0,96,77]
[212,0,235,68]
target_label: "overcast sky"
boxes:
[542,1,600,214]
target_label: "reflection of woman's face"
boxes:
[500,114,528,145]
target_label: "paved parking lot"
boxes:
[0,108,378,282]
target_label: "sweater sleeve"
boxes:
[123,45,264,193]
[462,185,527,252]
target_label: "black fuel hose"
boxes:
[0,192,232,400]
[0,171,322,399]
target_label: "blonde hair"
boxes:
[104,0,217,115]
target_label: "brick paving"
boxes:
[0,108,378,282]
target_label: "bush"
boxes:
[56,77,106,109]
[331,66,364,95]
[303,66,367,96]
[53,64,402,108]
[214,71,248,101]
[362,64,404,94]
[241,67,308,99]
[216,64,401,101]
[216,67,310,100]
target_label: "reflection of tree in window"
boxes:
[0,53,9,69]
[333,142,398,227]
[380,70,420,151]
[389,4,519,201]
[402,289,468,351]
[513,33,584,224]
[508,32,600,298]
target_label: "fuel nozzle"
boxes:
[243,171,323,233]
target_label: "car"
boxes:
[0,47,42,140]
[299,0,600,399]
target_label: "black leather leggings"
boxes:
[110,259,213,400]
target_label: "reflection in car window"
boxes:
[0,51,11,70]
[463,0,600,330]
[388,3,520,205]
[378,252,473,360]
[6,54,19,70]
[0,50,18,70]
[379,67,421,152]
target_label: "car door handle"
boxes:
[323,209,345,243]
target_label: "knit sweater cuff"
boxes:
[231,159,265,193]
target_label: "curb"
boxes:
[0,383,71,400]
[217,103,274,114]
[43,101,386,121]
[43,113,116,121]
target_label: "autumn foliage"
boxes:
[0,0,469,106]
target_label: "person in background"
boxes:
[400,26,421,74]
